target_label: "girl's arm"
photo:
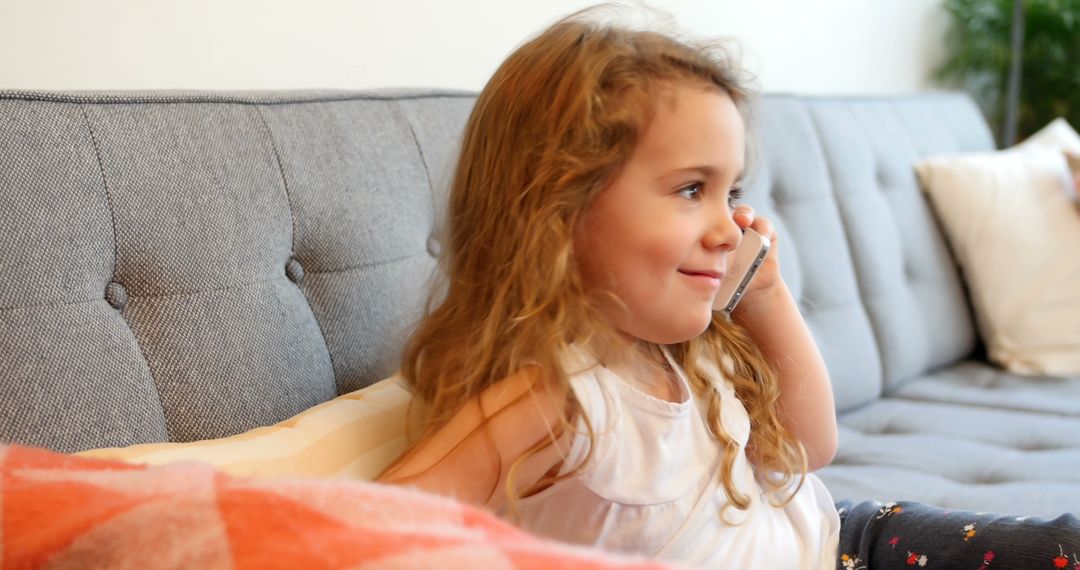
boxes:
[732,209,838,472]
[377,368,570,512]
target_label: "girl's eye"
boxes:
[728,184,744,208]
[677,182,703,200]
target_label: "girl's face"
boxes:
[576,84,745,345]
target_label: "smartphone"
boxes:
[713,228,770,316]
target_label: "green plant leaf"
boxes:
[935,0,1079,144]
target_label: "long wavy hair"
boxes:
[389,5,807,514]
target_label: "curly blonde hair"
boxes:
[393,6,806,513]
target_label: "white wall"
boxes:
[0,0,949,95]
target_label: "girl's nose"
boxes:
[703,207,742,252]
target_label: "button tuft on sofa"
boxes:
[104,282,128,310]
[971,472,1011,485]
[1018,440,1059,452]
[285,258,305,284]
[904,258,917,281]
[426,236,442,258]
[876,168,889,188]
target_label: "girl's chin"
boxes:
[641,313,714,345]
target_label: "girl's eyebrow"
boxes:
[656,165,744,182]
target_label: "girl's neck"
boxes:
[601,334,683,403]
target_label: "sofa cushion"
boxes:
[0,90,471,453]
[742,95,993,412]
[820,397,1080,517]
[77,375,418,481]
[887,360,1080,418]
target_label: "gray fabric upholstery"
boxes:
[0,88,1077,518]
[0,90,469,449]
[828,399,1080,516]
[889,361,1080,417]
[742,96,988,412]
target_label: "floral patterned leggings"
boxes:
[836,500,1080,569]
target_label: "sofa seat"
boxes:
[820,392,1080,518]
[886,360,1080,417]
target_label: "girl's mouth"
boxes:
[678,269,723,287]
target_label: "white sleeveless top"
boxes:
[510,347,840,568]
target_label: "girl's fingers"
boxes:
[733,205,755,229]
[733,206,779,251]
[750,217,776,243]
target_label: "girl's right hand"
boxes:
[729,205,784,316]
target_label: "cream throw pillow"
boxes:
[1069,153,1080,197]
[1017,117,1080,154]
[77,375,421,480]
[915,147,1080,375]
[1018,117,1080,197]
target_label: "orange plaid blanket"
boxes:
[1,444,676,569]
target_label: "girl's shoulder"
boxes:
[689,349,739,395]
[380,365,572,510]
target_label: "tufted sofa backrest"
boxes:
[0,90,994,453]
[744,95,995,411]
[0,90,472,452]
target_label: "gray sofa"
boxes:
[1,88,1077,519]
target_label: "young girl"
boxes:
[380,6,1080,569]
